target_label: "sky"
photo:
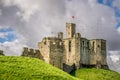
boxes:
[0,0,120,73]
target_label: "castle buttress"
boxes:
[21,22,108,73]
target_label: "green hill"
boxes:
[0,56,80,80]
[1,56,120,80]
[71,68,120,80]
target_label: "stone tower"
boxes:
[38,37,64,69]
[58,32,63,39]
[66,23,76,38]
[21,22,108,73]
[89,39,107,68]
[63,23,81,72]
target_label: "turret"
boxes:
[66,23,76,38]
[74,33,81,38]
[58,32,63,39]
[22,47,29,56]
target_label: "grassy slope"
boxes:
[71,68,120,80]
[0,56,80,80]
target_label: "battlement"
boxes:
[73,33,81,38]
[58,32,63,39]
[21,47,44,60]
[40,36,63,47]
[90,39,106,41]
[21,22,108,73]
[22,47,40,53]
[43,37,61,41]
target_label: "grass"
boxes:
[71,68,120,80]
[1,56,119,80]
[0,56,80,80]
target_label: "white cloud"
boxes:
[1,0,40,22]
[110,54,119,63]
[0,32,8,38]
[113,0,120,10]
[0,26,27,55]
[1,0,65,22]
[108,50,120,73]
[0,27,15,38]
[117,27,120,34]
[0,39,27,56]
[0,0,120,73]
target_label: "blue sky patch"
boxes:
[97,0,103,4]
[97,0,114,7]
[113,6,120,28]
[0,27,16,43]
[114,7,120,17]
[0,27,13,32]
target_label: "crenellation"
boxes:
[22,47,29,56]
[21,22,108,73]
[29,48,34,55]
[58,32,63,39]
[74,33,81,38]
[21,47,43,59]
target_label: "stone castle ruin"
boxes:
[22,22,108,73]
[21,47,44,60]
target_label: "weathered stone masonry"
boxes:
[21,22,108,73]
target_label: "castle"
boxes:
[21,22,108,73]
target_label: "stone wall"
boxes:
[49,38,64,69]
[38,37,64,69]
[21,47,44,60]
[38,37,51,63]
[80,38,90,65]
[74,33,81,69]
[89,39,107,68]
[21,22,108,73]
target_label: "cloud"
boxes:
[0,27,27,55]
[0,39,27,56]
[0,32,8,38]
[117,27,120,34]
[108,50,120,73]
[0,0,38,22]
[0,0,120,73]
[0,0,66,47]
[0,27,17,43]
[0,0,65,22]
[0,10,1,14]
[109,51,120,62]
[113,0,120,10]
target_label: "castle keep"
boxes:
[22,22,108,73]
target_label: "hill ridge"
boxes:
[0,56,80,80]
